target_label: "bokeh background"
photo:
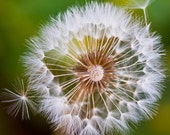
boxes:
[0,0,170,135]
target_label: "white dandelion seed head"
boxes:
[23,2,165,135]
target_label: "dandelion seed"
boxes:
[123,0,155,26]
[1,78,37,120]
[23,2,165,135]
[124,0,154,9]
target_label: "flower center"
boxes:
[88,65,104,81]
[74,51,115,92]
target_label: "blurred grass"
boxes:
[0,0,170,135]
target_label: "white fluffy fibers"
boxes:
[23,2,165,135]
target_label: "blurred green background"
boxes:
[0,0,170,135]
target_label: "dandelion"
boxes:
[1,78,37,120]
[21,2,165,135]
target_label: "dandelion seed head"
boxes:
[22,2,165,135]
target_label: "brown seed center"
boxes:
[74,51,115,92]
[88,65,104,82]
